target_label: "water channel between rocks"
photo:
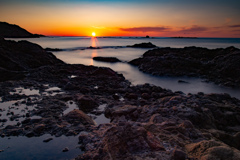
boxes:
[0,85,109,160]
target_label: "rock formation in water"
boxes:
[129,46,240,87]
[127,42,157,48]
[0,22,44,38]
[93,56,121,63]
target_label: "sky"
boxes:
[0,0,240,37]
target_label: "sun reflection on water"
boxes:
[90,37,99,65]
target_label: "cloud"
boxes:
[179,25,208,33]
[119,26,170,32]
[228,25,240,28]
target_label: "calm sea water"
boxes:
[2,36,240,159]
[8,37,240,99]
[10,36,240,49]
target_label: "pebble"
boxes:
[43,138,53,143]
[62,147,69,152]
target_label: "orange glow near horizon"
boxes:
[0,2,239,38]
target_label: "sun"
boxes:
[92,32,96,37]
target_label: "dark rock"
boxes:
[112,94,120,100]
[76,122,168,160]
[25,132,35,137]
[63,109,95,125]
[75,95,98,112]
[171,148,187,160]
[127,42,156,48]
[125,93,138,100]
[141,93,150,99]
[43,138,53,143]
[62,147,69,152]
[129,47,240,87]
[0,39,64,81]
[93,56,121,63]
[186,140,240,159]
[87,46,101,49]
[0,119,7,123]
[34,124,45,133]
[64,82,78,90]
[178,80,190,84]
[45,48,63,52]
[0,21,44,38]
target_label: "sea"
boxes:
[8,36,240,99]
[1,37,240,160]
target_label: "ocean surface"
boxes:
[1,37,240,159]
[9,36,240,99]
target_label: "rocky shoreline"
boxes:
[0,22,44,38]
[129,46,240,88]
[76,85,240,159]
[0,38,240,159]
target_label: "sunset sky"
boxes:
[1,0,240,37]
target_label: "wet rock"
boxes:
[45,48,63,52]
[25,131,35,137]
[129,46,240,87]
[178,80,190,84]
[63,109,95,126]
[171,148,187,160]
[112,94,120,100]
[64,82,78,90]
[186,140,240,159]
[87,46,101,49]
[34,124,45,133]
[109,105,138,118]
[141,93,150,99]
[43,138,53,143]
[91,67,118,77]
[149,114,167,123]
[0,36,4,41]
[93,57,121,63]
[127,42,157,48]
[62,147,69,152]
[76,122,168,160]
[125,93,138,100]
[0,119,7,123]
[75,95,98,112]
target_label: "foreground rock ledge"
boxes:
[129,46,240,87]
[77,91,240,160]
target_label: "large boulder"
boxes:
[63,109,95,126]
[0,39,64,71]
